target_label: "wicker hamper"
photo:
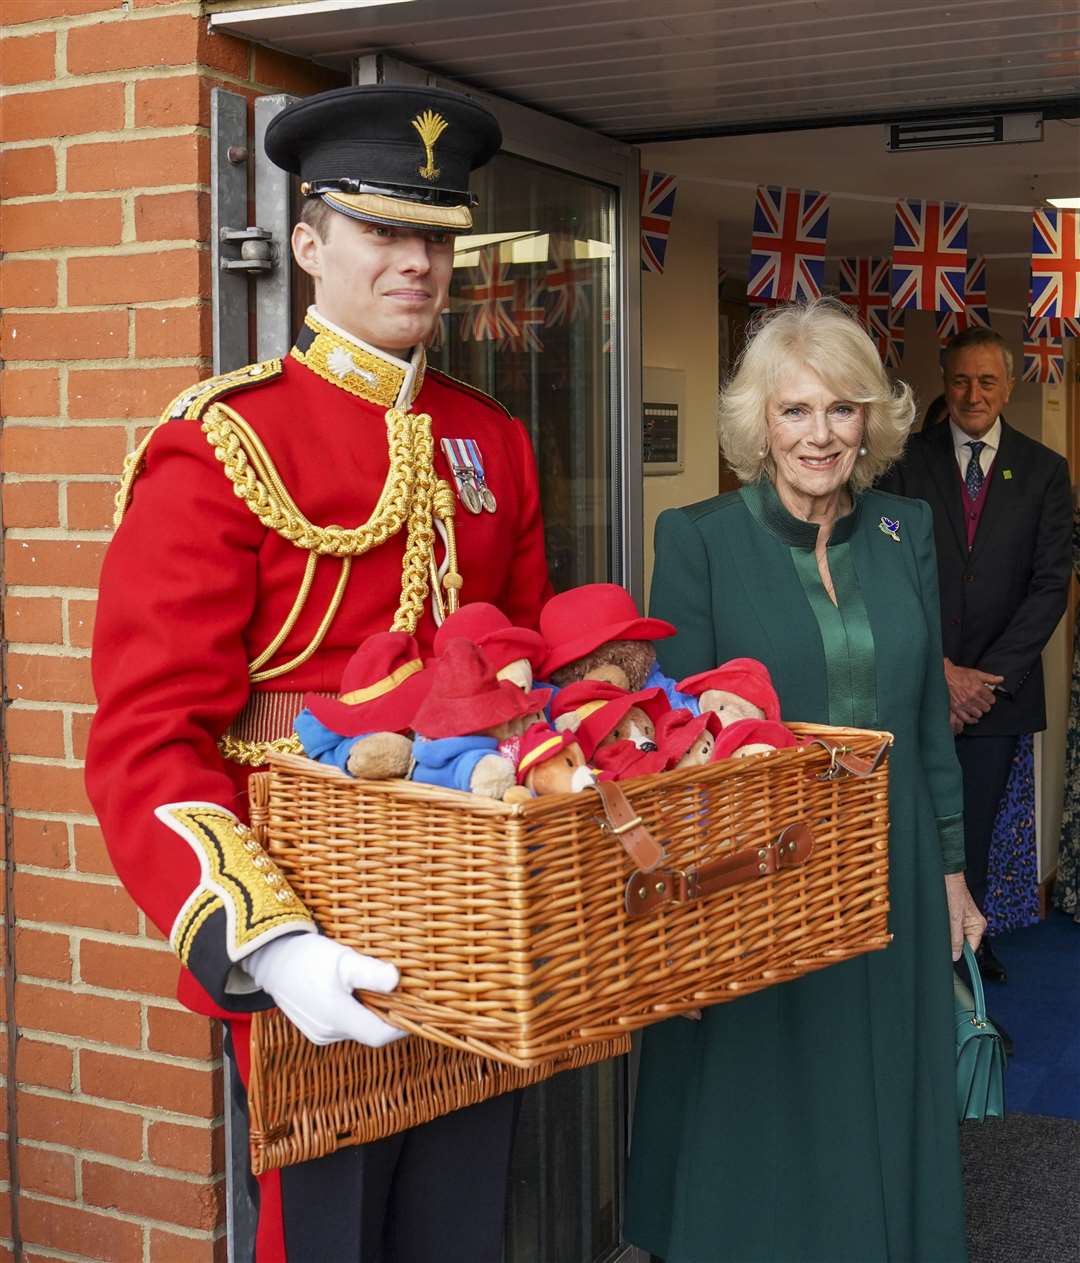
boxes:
[258,721,894,1071]
[246,777,629,1173]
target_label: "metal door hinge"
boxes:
[219,226,276,273]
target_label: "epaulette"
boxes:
[113,359,283,528]
[425,367,514,420]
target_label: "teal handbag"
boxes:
[954,941,1007,1122]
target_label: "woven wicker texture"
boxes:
[260,722,894,1068]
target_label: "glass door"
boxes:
[367,60,645,1263]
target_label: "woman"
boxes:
[625,300,984,1262]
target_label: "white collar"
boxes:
[308,306,424,409]
[949,416,1001,459]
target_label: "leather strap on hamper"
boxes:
[809,736,891,780]
[623,822,815,918]
[589,781,667,872]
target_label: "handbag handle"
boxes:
[961,940,990,1025]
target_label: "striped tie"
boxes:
[964,440,986,499]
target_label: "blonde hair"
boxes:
[719,298,915,493]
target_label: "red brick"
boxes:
[83,1160,223,1231]
[196,23,251,78]
[149,1227,227,1263]
[0,369,59,417]
[71,709,94,760]
[135,190,210,244]
[148,1119,223,1177]
[67,133,207,193]
[67,598,97,650]
[68,365,199,419]
[252,44,346,96]
[18,1146,76,1201]
[68,248,208,306]
[2,424,128,475]
[17,1089,142,1159]
[19,1192,143,1262]
[66,483,116,531]
[1,197,122,251]
[135,74,207,129]
[1,481,60,528]
[12,816,68,871]
[4,538,107,589]
[74,823,114,876]
[14,1039,75,1092]
[80,1049,221,1117]
[1,310,127,362]
[0,33,55,86]
[3,593,63,642]
[0,259,58,309]
[135,304,210,358]
[0,83,124,144]
[146,1006,218,1061]
[4,708,65,759]
[14,873,139,935]
[0,145,57,197]
[14,928,72,982]
[80,939,177,999]
[6,0,120,22]
[16,980,141,1047]
[8,761,91,816]
[68,14,197,74]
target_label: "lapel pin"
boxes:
[878,515,901,542]
[1002,469,1013,480]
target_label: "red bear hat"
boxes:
[412,639,551,740]
[709,718,800,762]
[677,658,781,722]
[654,707,722,767]
[515,723,580,785]
[433,602,547,674]
[539,584,675,677]
[594,740,667,782]
[550,680,669,760]
[303,631,431,736]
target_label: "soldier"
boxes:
[86,85,552,1261]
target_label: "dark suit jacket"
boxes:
[878,418,1072,734]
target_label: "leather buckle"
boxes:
[816,744,852,781]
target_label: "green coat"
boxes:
[625,481,967,1263]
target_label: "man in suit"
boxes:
[880,326,1072,982]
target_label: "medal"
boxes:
[464,439,498,514]
[440,438,483,513]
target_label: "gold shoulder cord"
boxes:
[113,363,463,767]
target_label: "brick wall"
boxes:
[1,3,343,1256]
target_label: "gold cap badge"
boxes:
[411,109,448,182]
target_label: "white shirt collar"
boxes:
[308,306,424,409]
[949,416,1001,470]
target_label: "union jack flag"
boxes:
[545,235,592,327]
[641,170,679,274]
[1022,323,1065,384]
[747,185,830,303]
[1030,209,1080,319]
[891,200,968,312]
[458,247,517,343]
[936,255,991,344]
[836,257,904,367]
[1026,314,1080,339]
[427,307,449,351]
[499,276,545,353]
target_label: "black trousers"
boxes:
[954,733,1019,916]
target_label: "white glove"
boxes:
[242,933,406,1047]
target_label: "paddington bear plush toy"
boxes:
[539,583,696,709]
[550,679,670,759]
[510,722,596,798]
[293,631,431,778]
[410,639,551,800]
[654,707,723,770]
[710,718,801,761]
[677,658,781,728]
[433,602,547,695]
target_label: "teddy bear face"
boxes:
[495,658,534,692]
[526,743,595,795]
[698,688,767,727]
[598,704,657,752]
[675,729,715,768]
[549,639,656,692]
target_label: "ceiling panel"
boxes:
[210,0,1080,139]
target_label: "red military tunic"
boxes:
[86,312,552,1019]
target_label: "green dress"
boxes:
[625,481,968,1263]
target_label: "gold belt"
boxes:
[218,689,332,767]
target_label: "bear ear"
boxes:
[554,712,581,733]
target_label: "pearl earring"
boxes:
[859,446,868,456]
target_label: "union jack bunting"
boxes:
[1022,323,1065,384]
[458,248,517,343]
[936,255,991,344]
[641,170,679,273]
[1029,209,1080,319]
[836,257,904,367]
[1026,315,1080,339]
[891,200,968,312]
[499,276,545,353]
[545,235,593,327]
[747,185,830,303]
[427,307,449,351]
